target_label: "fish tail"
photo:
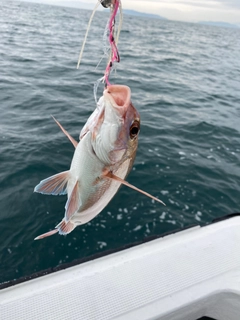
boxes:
[34,220,75,240]
[34,229,58,240]
[56,219,75,235]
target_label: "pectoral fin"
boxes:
[102,172,166,206]
[34,171,69,195]
[65,181,82,220]
[52,116,78,148]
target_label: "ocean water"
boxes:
[0,0,240,284]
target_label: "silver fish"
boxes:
[34,85,165,239]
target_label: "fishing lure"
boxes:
[77,0,122,92]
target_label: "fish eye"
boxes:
[130,120,140,139]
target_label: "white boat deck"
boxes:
[1,215,240,320]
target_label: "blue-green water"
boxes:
[0,0,240,284]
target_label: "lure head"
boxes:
[81,85,140,166]
[101,0,115,8]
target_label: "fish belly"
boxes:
[71,158,131,225]
[68,131,104,204]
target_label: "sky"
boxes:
[24,0,240,24]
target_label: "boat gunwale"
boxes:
[1,212,239,290]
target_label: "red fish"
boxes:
[34,85,165,239]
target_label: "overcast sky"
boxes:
[123,0,240,23]
[25,0,240,24]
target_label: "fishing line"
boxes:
[115,0,123,46]
[77,0,122,101]
[77,1,100,69]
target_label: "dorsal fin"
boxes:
[52,116,78,148]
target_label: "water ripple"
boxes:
[0,0,240,283]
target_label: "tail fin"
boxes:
[34,220,75,240]
[34,229,58,240]
[56,220,75,235]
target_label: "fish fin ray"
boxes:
[52,116,78,148]
[65,181,81,221]
[34,171,69,195]
[34,229,58,240]
[103,172,166,206]
[34,220,75,240]
[56,220,75,235]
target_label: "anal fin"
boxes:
[102,172,166,206]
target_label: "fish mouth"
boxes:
[104,85,131,115]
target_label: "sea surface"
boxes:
[0,0,240,284]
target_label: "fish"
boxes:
[34,85,165,240]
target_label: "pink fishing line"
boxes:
[104,0,120,86]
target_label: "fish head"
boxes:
[91,85,140,166]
